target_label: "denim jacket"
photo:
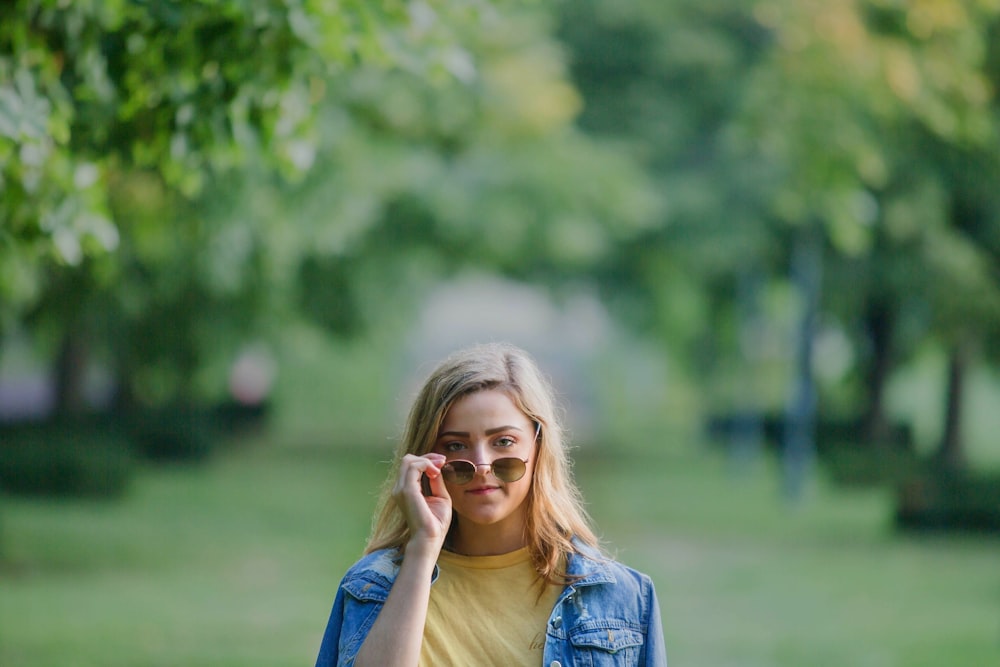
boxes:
[315,542,668,667]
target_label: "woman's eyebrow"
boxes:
[485,425,523,435]
[437,425,523,439]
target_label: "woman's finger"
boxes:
[391,455,452,541]
[396,454,441,494]
[422,461,450,500]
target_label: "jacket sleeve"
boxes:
[315,584,348,667]
[644,578,668,667]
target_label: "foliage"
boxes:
[556,0,1000,462]
[739,0,1000,331]
[127,404,216,461]
[4,1,660,411]
[0,417,133,498]
[4,0,1000,471]
[274,13,661,336]
[0,0,504,330]
[896,466,1000,533]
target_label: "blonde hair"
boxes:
[365,342,601,584]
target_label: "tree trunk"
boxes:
[861,299,894,447]
[937,340,970,469]
[54,331,89,415]
[730,269,764,473]
[783,230,822,503]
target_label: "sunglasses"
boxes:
[440,457,529,485]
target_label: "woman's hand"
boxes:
[355,453,451,667]
[393,453,452,552]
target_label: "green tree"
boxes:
[2,0,660,414]
[557,0,1000,473]
[0,0,495,331]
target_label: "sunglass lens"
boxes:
[492,458,526,483]
[442,461,475,485]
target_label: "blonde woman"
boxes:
[315,343,667,666]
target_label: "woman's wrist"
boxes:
[404,534,444,564]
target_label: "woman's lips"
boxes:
[466,486,499,495]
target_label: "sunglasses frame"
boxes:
[440,457,529,485]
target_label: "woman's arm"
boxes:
[352,540,438,666]
[353,453,451,667]
[643,578,668,667]
[314,581,347,666]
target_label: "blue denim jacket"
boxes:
[315,543,668,666]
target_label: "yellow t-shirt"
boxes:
[420,547,562,666]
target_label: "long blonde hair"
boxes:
[365,342,601,584]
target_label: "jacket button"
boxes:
[552,616,562,629]
[550,662,562,667]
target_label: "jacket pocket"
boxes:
[568,621,644,666]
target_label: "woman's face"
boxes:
[433,389,537,543]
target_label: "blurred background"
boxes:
[1,1,999,665]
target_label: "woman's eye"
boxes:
[443,441,465,452]
[495,436,516,447]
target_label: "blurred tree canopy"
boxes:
[1,0,504,329]
[557,0,1000,467]
[3,0,1000,478]
[0,0,659,411]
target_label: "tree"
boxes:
[0,0,498,332]
[556,0,1000,477]
[1,0,661,415]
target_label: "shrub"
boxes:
[0,418,133,498]
[127,404,214,462]
[705,412,916,486]
[823,447,921,488]
[210,400,270,437]
[896,468,1000,534]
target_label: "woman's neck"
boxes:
[448,518,527,556]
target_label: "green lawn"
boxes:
[1,435,997,666]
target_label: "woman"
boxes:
[315,343,667,666]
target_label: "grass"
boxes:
[1,434,998,667]
[577,448,999,667]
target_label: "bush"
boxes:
[896,468,1000,534]
[210,400,270,437]
[705,413,914,458]
[127,404,214,462]
[705,412,918,486]
[823,446,921,487]
[0,400,268,499]
[0,418,133,498]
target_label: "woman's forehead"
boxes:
[439,389,531,431]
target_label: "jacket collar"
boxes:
[357,539,616,591]
[564,541,617,588]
